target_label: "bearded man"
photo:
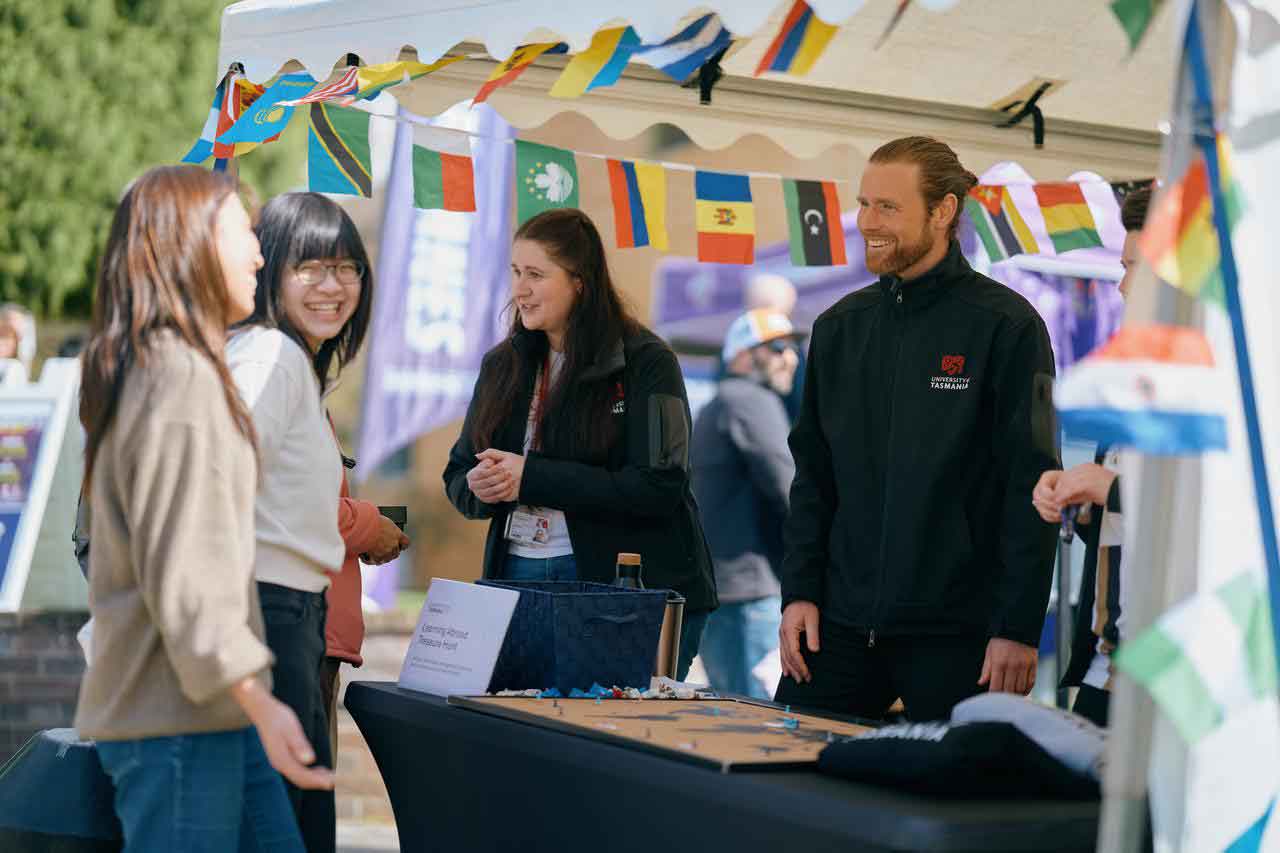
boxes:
[776,136,1059,721]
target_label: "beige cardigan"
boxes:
[75,333,273,740]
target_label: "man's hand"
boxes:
[362,515,410,565]
[779,601,821,684]
[1031,469,1064,523]
[1051,463,1117,509]
[978,638,1038,695]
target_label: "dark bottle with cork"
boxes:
[613,553,644,589]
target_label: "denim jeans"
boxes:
[503,554,578,581]
[258,582,333,853]
[95,727,303,853]
[697,596,782,698]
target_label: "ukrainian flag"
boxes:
[550,27,640,99]
[695,171,754,264]
[755,1,838,77]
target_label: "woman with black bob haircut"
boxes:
[444,208,717,679]
[229,192,401,853]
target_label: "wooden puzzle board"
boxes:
[448,696,872,772]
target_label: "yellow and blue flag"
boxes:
[755,0,839,77]
[308,103,372,197]
[606,159,668,250]
[695,171,754,264]
[218,72,316,146]
[550,27,641,99]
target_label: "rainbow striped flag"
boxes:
[606,159,668,250]
[474,43,567,106]
[965,185,1038,261]
[1033,182,1104,254]
[550,27,640,99]
[755,0,839,76]
[1139,135,1244,305]
[695,171,755,264]
[308,103,372,197]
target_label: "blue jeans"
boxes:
[503,554,578,581]
[95,727,303,853]
[698,596,782,699]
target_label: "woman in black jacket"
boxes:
[443,208,716,679]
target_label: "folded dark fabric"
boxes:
[817,720,1100,800]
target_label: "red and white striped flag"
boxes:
[279,67,360,106]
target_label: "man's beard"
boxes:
[864,225,935,276]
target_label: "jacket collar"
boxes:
[875,239,968,311]
[510,329,626,381]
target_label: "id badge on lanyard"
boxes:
[506,354,553,546]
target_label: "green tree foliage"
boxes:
[0,0,306,317]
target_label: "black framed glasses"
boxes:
[293,259,365,286]
[766,339,798,356]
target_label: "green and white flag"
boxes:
[1116,572,1276,743]
[515,140,579,223]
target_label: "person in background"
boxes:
[1033,185,1152,727]
[75,164,330,853]
[0,306,33,385]
[443,208,717,680]
[247,192,410,778]
[743,274,804,423]
[692,309,800,698]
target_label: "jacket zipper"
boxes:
[869,283,905,648]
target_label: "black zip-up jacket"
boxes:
[782,241,1059,647]
[444,325,718,612]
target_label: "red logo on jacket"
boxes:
[941,355,966,376]
[612,381,625,415]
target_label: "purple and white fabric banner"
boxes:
[357,103,515,479]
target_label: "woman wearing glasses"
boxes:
[228,192,405,853]
[443,208,718,680]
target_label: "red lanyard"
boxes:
[531,353,551,451]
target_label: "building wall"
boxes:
[0,611,88,762]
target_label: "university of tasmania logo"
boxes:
[941,355,966,376]
[931,354,970,391]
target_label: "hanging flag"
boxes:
[755,1,839,77]
[515,140,579,223]
[345,56,465,103]
[211,73,268,160]
[1115,571,1275,742]
[474,43,567,106]
[633,14,733,82]
[606,159,668,251]
[782,178,845,266]
[280,67,360,106]
[307,103,372,197]
[695,171,755,265]
[964,185,1038,261]
[217,72,316,145]
[1033,182,1105,254]
[1139,135,1245,305]
[1109,0,1166,53]
[181,76,230,164]
[550,27,641,99]
[1054,324,1227,454]
[411,127,476,212]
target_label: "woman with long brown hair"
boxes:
[74,165,331,853]
[443,208,717,679]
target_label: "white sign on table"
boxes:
[398,578,519,697]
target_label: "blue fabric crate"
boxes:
[477,581,668,693]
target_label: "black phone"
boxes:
[378,506,407,532]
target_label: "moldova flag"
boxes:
[606,159,668,251]
[473,43,567,106]
[755,1,839,77]
[695,171,755,264]
[1055,325,1226,455]
[1034,182,1104,254]
[550,27,640,99]
[782,179,845,266]
[412,126,475,212]
[308,103,372,197]
[965,185,1039,261]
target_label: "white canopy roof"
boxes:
[218,0,1178,176]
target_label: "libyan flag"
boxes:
[516,140,579,223]
[782,178,846,266]
[411,126,476,212]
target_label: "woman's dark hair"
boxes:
[468,208,637,460]
[81,165,257,486]
[241,192,373,390]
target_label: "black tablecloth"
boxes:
[345,681,1100,853]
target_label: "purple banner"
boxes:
[357,104,516,479]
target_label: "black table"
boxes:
[345,682,1099,853]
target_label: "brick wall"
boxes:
[0,611,89,762]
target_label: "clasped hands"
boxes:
[466,449,525,504]
[1032,463,1117,523]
